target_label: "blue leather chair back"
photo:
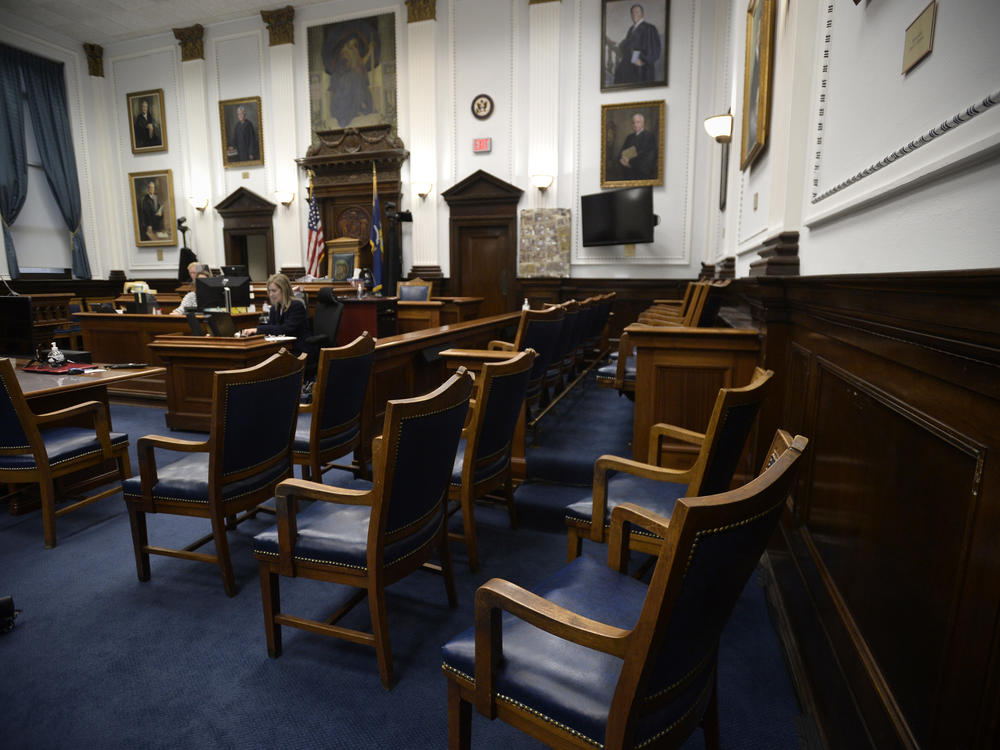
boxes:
[698,400,765,495]
[518,310,565,385]
[0,363,31,450]
[474,355,533,465]
[316,339,374,436]
[398,284,430,301]
[217,355,303,478]
[377,372,472,539]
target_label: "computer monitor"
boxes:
[207,312,237,337]
[580,186,658,247]
[195,276,251,311]
[220,264,248,277]
[0,296,35,358]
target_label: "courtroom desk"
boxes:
[114,293,183,314]
[146,335,290,432]
[338,296,398,344]
[76,312,261,398]
[627,323,762,474]
[250,282,355,318]
[9,363,165,515]
[397,300,443,334]
[434,297,483,325]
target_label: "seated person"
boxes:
[241,273,313,356]
[171,270,211,315]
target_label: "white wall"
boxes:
[2,0,997,282]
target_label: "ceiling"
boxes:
[1,0,331,46]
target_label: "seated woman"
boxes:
[171,269,210,315]
[241,273,313,356]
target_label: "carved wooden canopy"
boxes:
[296,124,409,193]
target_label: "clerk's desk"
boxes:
[396,297,484,334]
[76,311,261,398]
[9,362,165,514]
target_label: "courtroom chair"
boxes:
[293,333,375,483]
[448,349,535,571]
[53,302,83,350]
[396,277,433,301]
[565,367,774,560]
[443,429,808,750]
[0,357,131,549]
[302,287,344,381]
[581,292,616,361]
[595,329,636,398]
[90,302,116,313]
[488,306,565,416]
[543,300,582,396]
[252,368,474,689]
[122,349,304,597]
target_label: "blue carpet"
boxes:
[0,388,802,749]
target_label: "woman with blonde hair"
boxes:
[241,273,312,355]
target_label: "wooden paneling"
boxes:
[742,270,1000,750]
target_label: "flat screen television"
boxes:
[196,276,251,311]
[580,186,657,246]
[220,264,248,277]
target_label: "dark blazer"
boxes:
[257,299,313,356]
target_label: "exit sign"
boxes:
[473,137,492,153]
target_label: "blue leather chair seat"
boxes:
[253,483,442,571]
[292,417,360,455]
[441,555,696,747]
[449,438,508,487]
[0,427,128,471]
[121,452,289,505]
[564,473,684,530]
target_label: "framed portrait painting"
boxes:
[219,96,264,168]
[307,13,398,135]
[129,169,176,247]
[126,89,167,153]
[601,100,665,188]
[601,0,669,91]
[740,0,776,171]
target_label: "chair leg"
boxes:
[126,504,151,581]
[40,477,57,549]
[439,526,458,608]
[461,489,479,573]
[447,678,472,750]
[369,581,395,689]
[259,564,282,657]
[211,513,237,597]
[503,473,517,529]
[567,527,582,561]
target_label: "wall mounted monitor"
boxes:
[580,186,658,247]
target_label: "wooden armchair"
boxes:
[488,306,565,415]
[122,350,304,596]
[252,369,474,689]
[595,329,637,397]
[565,367,774,559]
[396,277,433,301]
[0,358,131,548]
[442,429,808,750]
[293,333,375,482]
[448,349,535,571]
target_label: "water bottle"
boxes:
[522,298,530,311]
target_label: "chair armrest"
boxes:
[607,502,673,573]
[590,454,695,542]
[473,578,631,717]
[298,402,311,414]
[487,340,515,351]
[135,435,209,499]
[647,423,705,465]
[34,400,114,456]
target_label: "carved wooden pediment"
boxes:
[442,170,523,205]
[297,124,408,191]
[214,187,276,216]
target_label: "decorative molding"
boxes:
[409,264,443,279]
[172,24,204,62]
[298,124,409,191]
[529,0,561,4]
[260,6,295,46]
[406,0,436,23]
[810,3,834,199]
[698,262,716,280]
[812,90,1000,204]
[717,256,735,279]
[748,230,800,277]
[83,43,103,77]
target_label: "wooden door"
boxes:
[456,223,515,316]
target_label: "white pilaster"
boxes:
[267,42,301,270]
[527,1,561,209]
[408,16,439,270]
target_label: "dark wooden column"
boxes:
[441,170,523,316]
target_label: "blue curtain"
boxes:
[21,51,91,279]
[0,45,28,279]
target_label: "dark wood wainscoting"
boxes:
[739,270,1000,750]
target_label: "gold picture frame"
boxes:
[129,169,177,247]
[600,100,665,189]
[126,89,167,154]
[219,96,264,168]
[740,0,776,171]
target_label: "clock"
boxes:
[471,94,494,120]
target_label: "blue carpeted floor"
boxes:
[0,374,802,749]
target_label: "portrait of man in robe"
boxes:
[601,0,670,91]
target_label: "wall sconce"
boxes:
[530,174,554,191]
[187,195,209,212]
[274,190,295,206]
[703,113,733,143]
[412,182,433,199]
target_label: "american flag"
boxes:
[305,192,324,277]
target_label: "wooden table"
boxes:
[146,335,291,431]
[76,311,261,397]
[396,297,485,334]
